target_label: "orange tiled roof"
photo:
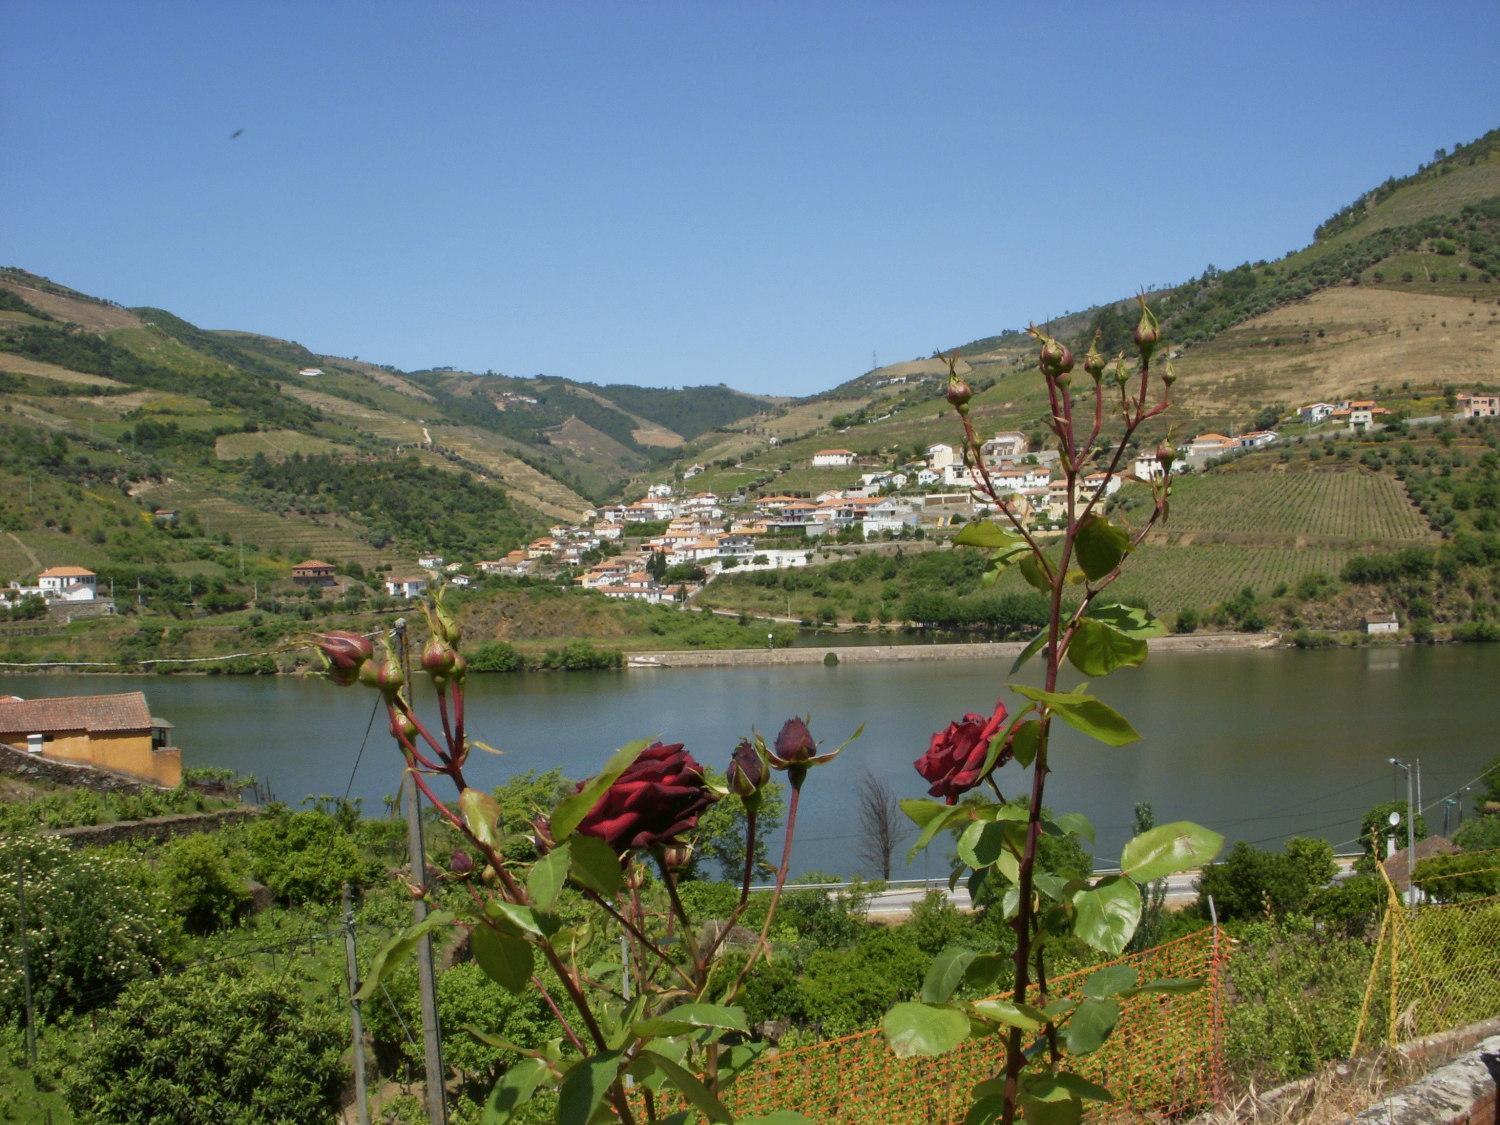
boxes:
[39,566,96,578]
[0,692,152,735]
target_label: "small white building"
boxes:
[1299,403,1335,424]
[1238,430,1278,449]
[385,576,429,599]
[38,567,98,602]
[647,483,675,499]
[811,449,856,467]
[1457,392,1500,419]
[297,367,323,377]
[417,555,444,570]
[1187,433,1237,458]
[925,443,957,471]
[981,431,1029,463]
[1364,613,1400,636]
[448,574,472,588]
[682,463,705,479]
[1134,455,1166,481]
[1350,407,1374,430]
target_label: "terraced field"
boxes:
[214,430,347,460]
[1100,543,1361,617]
[1146,469,1433,546]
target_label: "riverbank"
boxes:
[624,631,1280,668]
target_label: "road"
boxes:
[769,856,1363,919]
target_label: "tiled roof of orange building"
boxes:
[0,692,152,735]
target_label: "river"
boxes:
[5,644,1495,880]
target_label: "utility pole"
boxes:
[16,859,36,1067]
[1390,758,1417,907]
[342,884,370,1125]
[404,773,447,1124]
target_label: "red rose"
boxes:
[574,742,718,855]
[915,703,1009,805]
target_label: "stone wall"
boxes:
[1355,1033,1500,1123]
[48,807,260,848]
[0,741,161,794]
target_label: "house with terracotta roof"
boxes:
[0,691,181,787]
[290,560,336,586]
[1187,433,1236,458]
[38,566,97,602]
[384,575,429,599]
[1458,392,1499,418]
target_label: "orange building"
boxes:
[0,692,182,787]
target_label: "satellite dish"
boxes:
[1388,811,1401,827]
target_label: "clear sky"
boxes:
[4,3,1497,395]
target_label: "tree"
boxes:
[854,769,905,880]
[63,965,346,1124]
[159,833,248,935]
[1196,837,1337,920]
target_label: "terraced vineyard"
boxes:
[214,430,346,460]
[1101,543,1361,617]
[1146,470,1434,546]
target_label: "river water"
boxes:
[5,644,1495,879]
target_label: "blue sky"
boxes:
[4,3,1497,395]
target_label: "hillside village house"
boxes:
[1134,454,1166,481]
[1458,392,1499,418]
[811,449,856,467]
[1364,613,1400,636]
[1186,433,1236,458]
[925,443,957,470]
[1238,430,1278,449]
[418,554,445,570]
[290,559,336,586]
[981,431,1029,462]
[384,575,428,599]
[0,691,182,787]
[1299,402,1336,423]
[38,566,98,602]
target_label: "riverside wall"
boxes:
[628,632,1279,669]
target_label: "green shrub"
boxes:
[232,806,383,905]
[62,964,345,1123]
[0,833,173,1021]
[1196,838,1337,921]
[468,640,524,673]
[1413,852,1500,901]
[160,833,248,935]
[1453,813,1500,852]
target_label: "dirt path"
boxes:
[6,531,41,572]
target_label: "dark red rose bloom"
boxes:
[772,718,817,765]
[574,742,718,855]
[727,738,768,797]
[915,703,1009,805]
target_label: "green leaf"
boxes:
[1009,629,1048,675]
[632,1003,749,1038]
[1008,719,1042,770]
[484,900,552,938]
[1019,1090,1082,1125]
[460,788,505,852]
[1074,514,1130,581]
[568,833,624,896]
[922,947,978,1004]
[1062,997,1120,1055]
[962,1098,1007,1125]
[882,1001,970,1058]
[1071,877,1141,956]
[639,1051,732,1123]
[1066,618,1147,677]
[1121,977,1203,998]
[1086,602,1167,638]
[1018,553,1052,592]
[1030,1072,1114,1103]
[970,998,1046,1031]
[1052,811,1095,844]
[1119,821,1225,883]
[557,1051,624,1125]
[1009,684,1140,747]
[963,951,1008,991]
[902,798,968,860]
[954,520,1023,549]
[481,1056,550,1123]
[355,911,453,1001]
[1082,965,1138,1000]
[471,924,534,994]
[550,738,651,841]
[956,821,1010,870]
[527,844,570,911]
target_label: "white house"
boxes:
[1134,455,1166,481]
[593,522,623,541]
[917,468,941,487]
[385,576,429,599]
[1364,613,1400,636]
[926,443,957,471]
[647,483,675,499]
[1349,406,1374,430]
[448,574,472,588]
[862,499,919,536]
[1299,403,1335,424]
[418,555,444,570]
[981,432,1028,463]
[1458,392,1500,418]
[1187,433,1237,458]
[811,449,856,467]
[682,463,705,479]
[37,567,98,602]
[1238,430,1278,449]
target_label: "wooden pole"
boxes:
[404,772,447,1124]
[342,884,370,1125]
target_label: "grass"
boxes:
[213,430,346,460]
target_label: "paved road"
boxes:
[843,856,1362,918]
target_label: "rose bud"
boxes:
[1155,443,1176,470]
[313,631,374,685]
[1038,336,1074,380]
[421,636,457,679]
[450,849,475,876]
[388,711,418,744]
[660,844,693,873]
[1112,356,1130,387]
[1133,301,1160,361]
[360,655,404,700]
[1161,361,1177,387]
[1083,335,1106,382]
[728,738,769,798]
[946,377,974,413]
[914,702,1010,805]
[572,741,719,858]
[772,717,817,765]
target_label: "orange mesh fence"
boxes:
[637,927,1225,1122]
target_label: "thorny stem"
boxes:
[725,783,802,1002]
[580,887,695,990]
[658,854,693,938]
[738,811,758,907]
